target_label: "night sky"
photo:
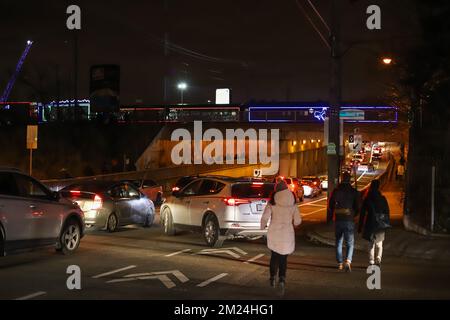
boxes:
[0,0,419,105]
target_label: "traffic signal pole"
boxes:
[327,0,342,196]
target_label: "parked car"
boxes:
[0,168,85,256]
[161,176,274,247]
[319,175,328,190]
[60,180,155,232]
[301,176,322,197]
[122,178,163,205]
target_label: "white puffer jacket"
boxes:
[260,189,301,255]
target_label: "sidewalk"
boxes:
[305,179,450,262]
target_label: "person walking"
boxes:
[358,180,391,266]
[327,172,360,272]
[261,180,301,294]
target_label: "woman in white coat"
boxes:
[261,180,301,290]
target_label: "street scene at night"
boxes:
[1,0,450,314]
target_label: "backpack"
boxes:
[371,197,391,231]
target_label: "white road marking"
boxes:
[301,207,327,217]
[107,275,176,289]
[198,249,240,259]
[199,247,247,256]
[15,291,46,300]
[243,253,265,264]
[197,273,228,287]
[165,249,191,257]
[300,203,326,208]
[151,270,189,283]
[357,170,367,182]
[92,265,137,279]
[299,197,327,207]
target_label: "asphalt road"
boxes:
[2,150,449,300]
[1,196,450,300]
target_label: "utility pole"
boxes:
[163,0,170,105]
[328,0,342,196]
[73,31,79,120]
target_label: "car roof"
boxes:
[61,180,121,192]
[194,175,272,184]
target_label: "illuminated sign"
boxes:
[215,88,230,104]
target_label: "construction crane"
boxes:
[0,40,34,102]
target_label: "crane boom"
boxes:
[0,40,34,102]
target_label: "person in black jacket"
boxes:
[358,179,390,266]
[327,172,360,272]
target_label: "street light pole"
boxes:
[180,89,184,104]
[328,0,342,196]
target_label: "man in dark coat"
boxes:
[327,172,360,272]
[358,179,390,266]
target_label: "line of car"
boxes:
[0,168,329,257]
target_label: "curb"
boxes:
[305,228,450,262]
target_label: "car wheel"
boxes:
[203,215,220,247]
[143,213,154,228]
[155,192,163,206]
[107,213,118,232]
[162,208,175,236]
[58,219,81,255]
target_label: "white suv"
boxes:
[160,176,274,247]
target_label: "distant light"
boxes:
[311,139,315,143]
[292,140,297,146]
[27,40,32,45]
[177,82,187,90]
[382,58,392,65]
[318,139,321,143]
[207,100,211,103]
[302,140,307,144]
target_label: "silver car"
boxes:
[0,168,85,256]
[160,176,274,247]
[60,181,155,232]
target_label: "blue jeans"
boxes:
[335,221,355,263]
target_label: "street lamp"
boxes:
[382,57,393,65]
[177,82,187,104]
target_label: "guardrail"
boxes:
[42,162,260,194]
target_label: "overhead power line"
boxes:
[295,0,330,50]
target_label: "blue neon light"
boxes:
[248,104,398,123]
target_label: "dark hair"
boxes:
[269,192,276,205]
[342,171,351,183]
[367,179,381,199]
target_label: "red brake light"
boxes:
[70,190,81,196]
[91,194,103,210]
[223,198,251,206]
[172,186,180,192]
[252,182,264,185]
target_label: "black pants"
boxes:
[270,251,288,280]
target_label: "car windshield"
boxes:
[232,183,274,198]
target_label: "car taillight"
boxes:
[70,190,81,196]
[223,198,251,206]
[91,194,103,210]
[172,186,180,192]
[313,181,317,185]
